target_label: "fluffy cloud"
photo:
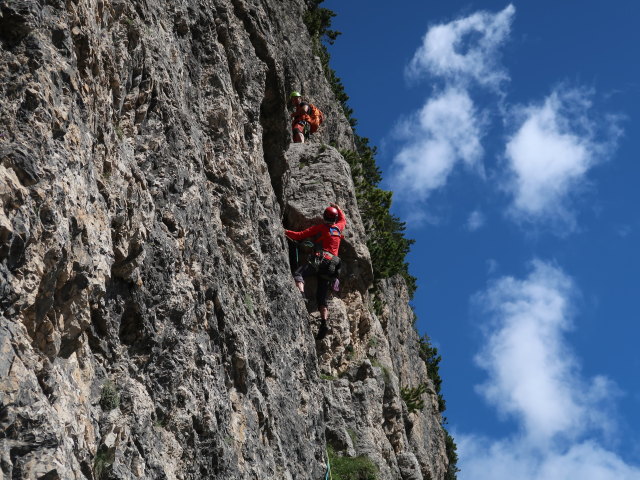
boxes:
[504,88,620,229]
[407,4,515,89]
[473,260,612,443]
[458,437,640,480]
[466,210,486,231]
[400,5,619,230]
[392,5,514,212]
[457,261,640,480]
[390,88,483,201]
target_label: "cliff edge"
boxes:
[0,1,449,478]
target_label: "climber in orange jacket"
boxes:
[285,203,346,337]
[290,91,310,143]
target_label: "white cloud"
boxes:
[407,4,515,89]
[392,5,515,214]
[473,260,612,443]
[504,87,621,230]
[390,88,483,201]
[457,260,640,480]
[458,437,640,480]
[536,442,640,480]
[466,210,485,231]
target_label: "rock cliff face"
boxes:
[0,1,448,478]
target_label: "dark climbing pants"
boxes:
[293,262,331,308]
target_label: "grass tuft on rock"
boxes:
[100,380,120,411]
[328,446,378,480]
[93,447,115,479]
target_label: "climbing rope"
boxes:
[325,448,332,480]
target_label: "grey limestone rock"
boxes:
[0,0,449,478]
[284,143,373,294]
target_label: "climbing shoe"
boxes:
[317,320,329,340]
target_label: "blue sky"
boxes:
[322,1,640,478]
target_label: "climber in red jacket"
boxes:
[285,203,346,337]
[290,91,310,143]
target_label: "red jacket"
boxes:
[285,208,346,257]
[291,102,310,123]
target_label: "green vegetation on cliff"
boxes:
[304,2,459,478]
[419,334,446,414]
[400,383,428,413]
[328,447,379,480]
[304,0,353,123]
[304,0,416,296]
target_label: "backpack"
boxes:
[306,103,324,133]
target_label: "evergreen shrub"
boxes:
[400,383,427,413]
[418,335,445,413]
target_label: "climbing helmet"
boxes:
[323,206,339,223]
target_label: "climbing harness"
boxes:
[288,235,341,281]
[314,251,341,280]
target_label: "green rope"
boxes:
[325,449,332,480]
